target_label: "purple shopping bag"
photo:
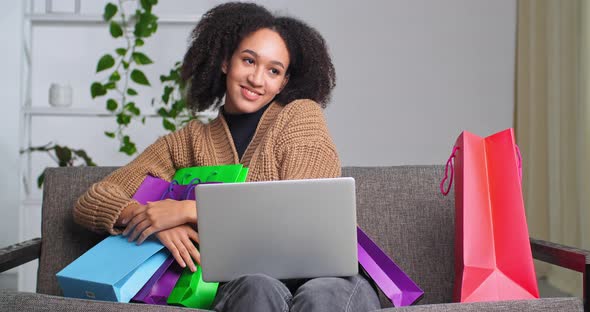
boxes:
[131,256,183,305]
[132,175,172,204]
[357,227,424,307]
[128,175,214,305]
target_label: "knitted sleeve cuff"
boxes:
[74,182,139,235]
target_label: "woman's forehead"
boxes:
[237,28,290,66]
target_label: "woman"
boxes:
[74,2,380,311]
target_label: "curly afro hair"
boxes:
[181,2,336,112]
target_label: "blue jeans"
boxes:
[211,273,381,312]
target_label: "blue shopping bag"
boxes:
[56,235,169,302]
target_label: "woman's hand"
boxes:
[123,199,197,244]
[156,224,200,272]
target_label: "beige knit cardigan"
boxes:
[73,99,341,234]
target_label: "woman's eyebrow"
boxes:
[242,49,285,69]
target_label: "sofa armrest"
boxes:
[530,237,589,312]
[0,238,41,273]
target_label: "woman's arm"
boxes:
[277,100,341,180]
[73,121,198,234]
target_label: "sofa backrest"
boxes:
[37,166,455,306]
[342,166,454,306]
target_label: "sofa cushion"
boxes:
[379,297,583,311]
[0,290,205,311]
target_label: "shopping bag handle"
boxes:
[439,144,522,196]
[440,146,459,196]
[515,144,523,181]
[161,180,181,200]
[183,177,203,200]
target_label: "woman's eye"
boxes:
[270,68,280,75]
[243,58,254,65]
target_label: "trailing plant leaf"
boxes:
[132,52,153,65]
[109,71,121,82]
[163,119,176,131]
[97,54,115,73]
[115,48,127,56]
[90,82,106,98]
[103,3,118,21]
[110,21,123,38]
[131,69,150,86]
[105,131,116,138]
[127,88,138,96]
[106,99,118,111]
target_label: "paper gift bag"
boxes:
[357,226,424,306]
[167,265,219,309]
[56,236,168,302]
[131,256,183,305]
[56,175,176,302]
[167,165,250,309]
[173,164,249,184]
[440,128,539,302]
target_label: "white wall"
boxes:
[0,1,23,290]
[1,0,516,290]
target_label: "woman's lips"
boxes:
[241,86,261,101]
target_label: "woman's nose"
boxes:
[247,67,264,87]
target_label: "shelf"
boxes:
[25,14,201,26]
[22,107,218,119]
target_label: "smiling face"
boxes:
[222,28,290,114]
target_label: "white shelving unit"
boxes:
[17,0,214,292]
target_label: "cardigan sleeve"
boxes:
[276,100,341,180]
[73,121,198,235]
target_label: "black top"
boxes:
[222,104,270,160]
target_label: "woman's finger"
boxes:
[162,237,185,268]
[128,219,150,242]
[187,227,200,244]
[176,242,195,272]
[122,210,147,236]
[136,226,157,245]
[182,235,201,266]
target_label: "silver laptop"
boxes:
[195,177,358,282]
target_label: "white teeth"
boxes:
[244,87,258,96]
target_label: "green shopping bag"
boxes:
[167,164,248,309]
[173,164,248,184]
[167,266,218,309]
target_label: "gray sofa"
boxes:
[0,166,587,311]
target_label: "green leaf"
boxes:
[117,113,131,126]
[104,82,116,90]
[54,145,72,164]
[122,60,129,69]
[132,52,153,65]
[109,71,120,82]
[141,116,146,124]
[103,3,118,21]
[106,99,118,111]
[157,107,169,117]
[119,141,137,155]
[127,88,138,96]
[90,82,107,99]
[96,54,115,73]
[73,149,96,166]
[140,0,152,11]
[125,102,141,116]
[110,21,123,38]
[37,171,45,188]
[163,119,176,132]
[115,48,127,56]
[162,86,173,103]
[130,69,150,86]
[104,131,116,138]
[135,38,144,47]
